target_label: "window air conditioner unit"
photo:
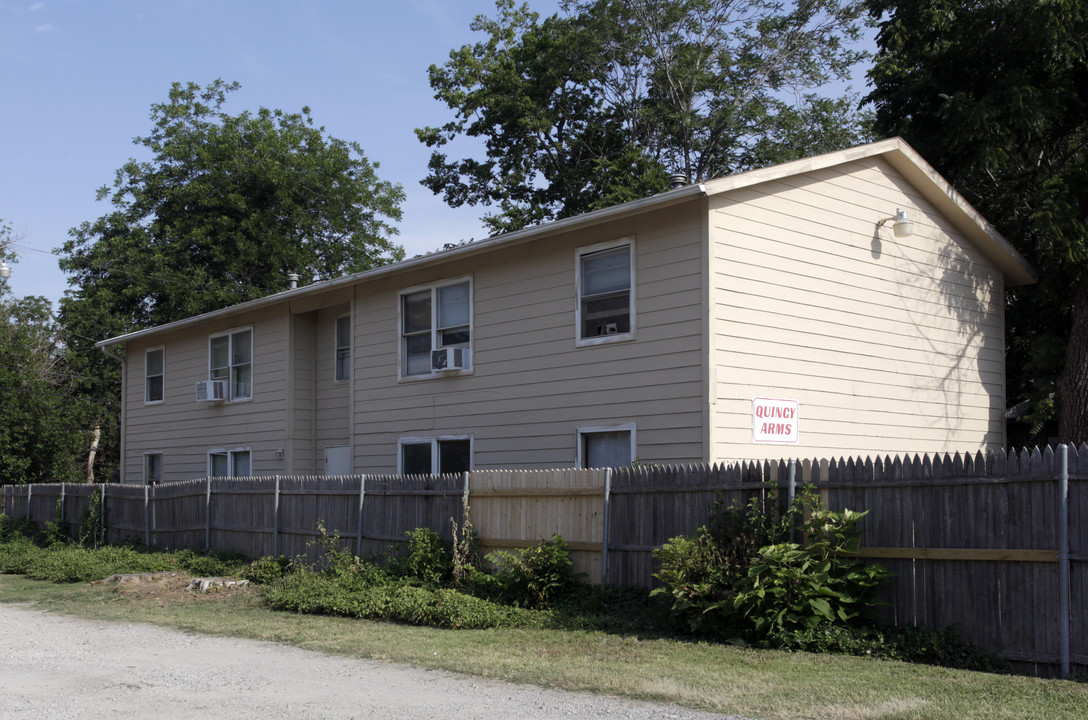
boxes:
[195,379,227,403]
[431,347,471,372]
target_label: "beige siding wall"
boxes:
[708,157,1005,459]
[351,203,707,472]
[288,312,315,474]
[314,305,351,469]
[122,305,291,483]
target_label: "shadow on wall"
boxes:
[877,192,1003,447]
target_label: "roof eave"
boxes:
[702,137,1037,287]
[95,183,708,348]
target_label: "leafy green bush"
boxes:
[44,500,70,545]
[171,548,250,577]
[485,534,576,608]
[0,514,45,544]
[12,544,175,583]
[263,567,531,629]
[78,489,105,548]
[732,503,891,638]
[388,527,451,586]
[0,533,44,574]
[653,487,892,641]
[241,555,293,585]
[651,532,733,634]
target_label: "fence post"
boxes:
[273,475,281,558]
[204,476,212,550]
[787,459,797,543]
[1058,443,1071,679]
[99,483,107,547]
[26,484,32,522]
[59,484,66,536]
[355,475,367,558]
[144,483,150,547]
[601,467,612,586]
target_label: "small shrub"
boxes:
[654,487,892,641]
[172,548,250,577]
[486,534,576,608]
[263,568,531,629]
[0,514,45,545]
[389,527,451,586]
[310,521,366,578]
[44,499,70,545]
[732,504,892,639]
[242,555,293,585]
[651,531,734,634]
[77,489,105,548]
[0,533,43,574]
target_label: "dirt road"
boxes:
[0,605,751,719]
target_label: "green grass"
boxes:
[1,573,1084,720]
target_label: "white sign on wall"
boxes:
[752,397,799,444]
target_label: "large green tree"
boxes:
[418,0,872,234]
[1,222,94,484]
[59,80,407,479]
[865,0,1088,443]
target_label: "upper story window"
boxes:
[145,347,164,404]
[210,328,252,401]
[401,279,472,377]
[576,240,635,345]
[335,315,351,381]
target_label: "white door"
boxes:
[324,445,352,476]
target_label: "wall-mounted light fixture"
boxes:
[0,259,10,279]
[877,208,914,237]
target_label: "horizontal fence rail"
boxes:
[2,444,1084,678]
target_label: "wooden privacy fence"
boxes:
[2,444,1084,677]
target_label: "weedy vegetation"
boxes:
[0,489,1004,670]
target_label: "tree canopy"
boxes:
[56,80,407,480]
[1,221,94,484]
[418,0,873,234]
[866,0,1088,442]
[61,80,405,334]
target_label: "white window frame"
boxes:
[208,327,253,402]
[398,277,473,380]
[144,452,163,485]
[576,423,637,468]
[334,314,351,382]
[208,447,252,478]
[144,346,165,405]
[397,435,474,475]
[575,238,636,347]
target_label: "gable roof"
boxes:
[97,137,1035,349]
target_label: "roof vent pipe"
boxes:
[668,173,689,190]
[287,271,299,290]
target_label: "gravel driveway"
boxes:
[0,605,755,720]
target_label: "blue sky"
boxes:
[1,0,871,308]
[0,0,566,305]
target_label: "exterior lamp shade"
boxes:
[0,260,9,279]
[892,208,914,237]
